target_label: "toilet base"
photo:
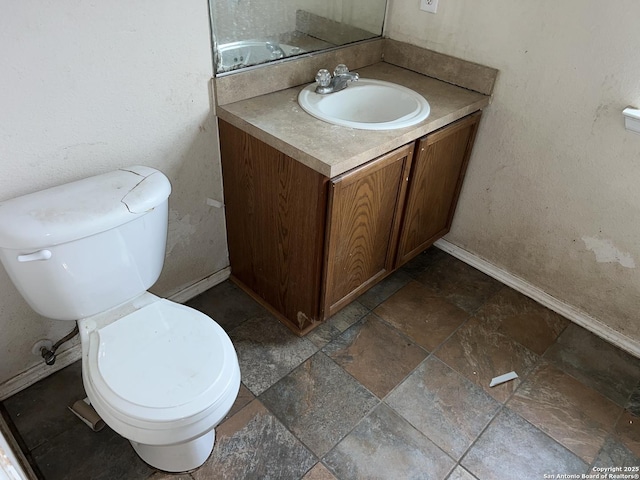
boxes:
[130,429,215,472]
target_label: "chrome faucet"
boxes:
[314,64,359,94]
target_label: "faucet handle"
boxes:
[315,69,331,87]
[333,64,350,76]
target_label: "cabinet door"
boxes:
[396,112,481,266]
[322,144,414,317]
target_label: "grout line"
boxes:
[256,349,380,470]
[539,349,634,410]
[357,270,413,311]
[456,402,506,473]
[217,394,322,478]
[364,310,433,356]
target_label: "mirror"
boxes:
[210,0,388,74]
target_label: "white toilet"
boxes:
[0,166,241,472]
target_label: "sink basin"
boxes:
[297,78,430,130]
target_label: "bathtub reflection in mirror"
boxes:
[210,0,388,74]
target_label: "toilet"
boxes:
[0,166,241,472]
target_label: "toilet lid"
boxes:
[87,299,237,422]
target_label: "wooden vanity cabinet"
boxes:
[218,111,481,335]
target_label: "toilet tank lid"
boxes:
[0,166,171,250]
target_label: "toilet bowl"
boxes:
[81,293,240,471]
[0,166,240,472]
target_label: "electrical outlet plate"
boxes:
[420,0,438,14]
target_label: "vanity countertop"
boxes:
[217,62,490,178]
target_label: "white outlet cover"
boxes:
[420,0,438,14]
[623,107,640,135]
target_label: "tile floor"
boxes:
[3,247,640,480]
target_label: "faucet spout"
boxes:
[314,64,359,94]
[331,72,359,92]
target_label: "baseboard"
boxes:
[0,267,231,401]
[167,266,231,304]
[434,239,640,358]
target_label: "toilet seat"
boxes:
[85,299,238,425]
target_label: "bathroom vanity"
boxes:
[215,41,497,335]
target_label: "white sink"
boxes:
[297,78,430,130]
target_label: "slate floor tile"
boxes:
[386,356,500,460]
[435,317,539,403]
[301,463,338,480]
[400,246,448,278]
[260,352,378,457]
[462,408,588,480]
[373,281,469,352]
[446,466,478,480]
[223,383,254,421]
[589,436,640,475]
[614,410,640,457]
[356,269,412,310]
[544,323,640,406]
[193,399,315,480]
[323,314,427,398]
[3,361,85,451]
[147,472,193,480]
[324,403,455,480]
[414,252,503,314]
[507,361,621,463]
[472,286,569,355]
[31,423,153,480]
[229,314,318,395]
[626,382,640,416]
[186,280,266,331]
[305,301,369,349]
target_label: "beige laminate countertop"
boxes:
[217,62,490,178]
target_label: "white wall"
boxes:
[386,1,640,344]
[0,0,228,388]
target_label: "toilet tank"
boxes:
[0,166,172,320]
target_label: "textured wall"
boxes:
[0,0,228,385]
[386,1,640,344]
